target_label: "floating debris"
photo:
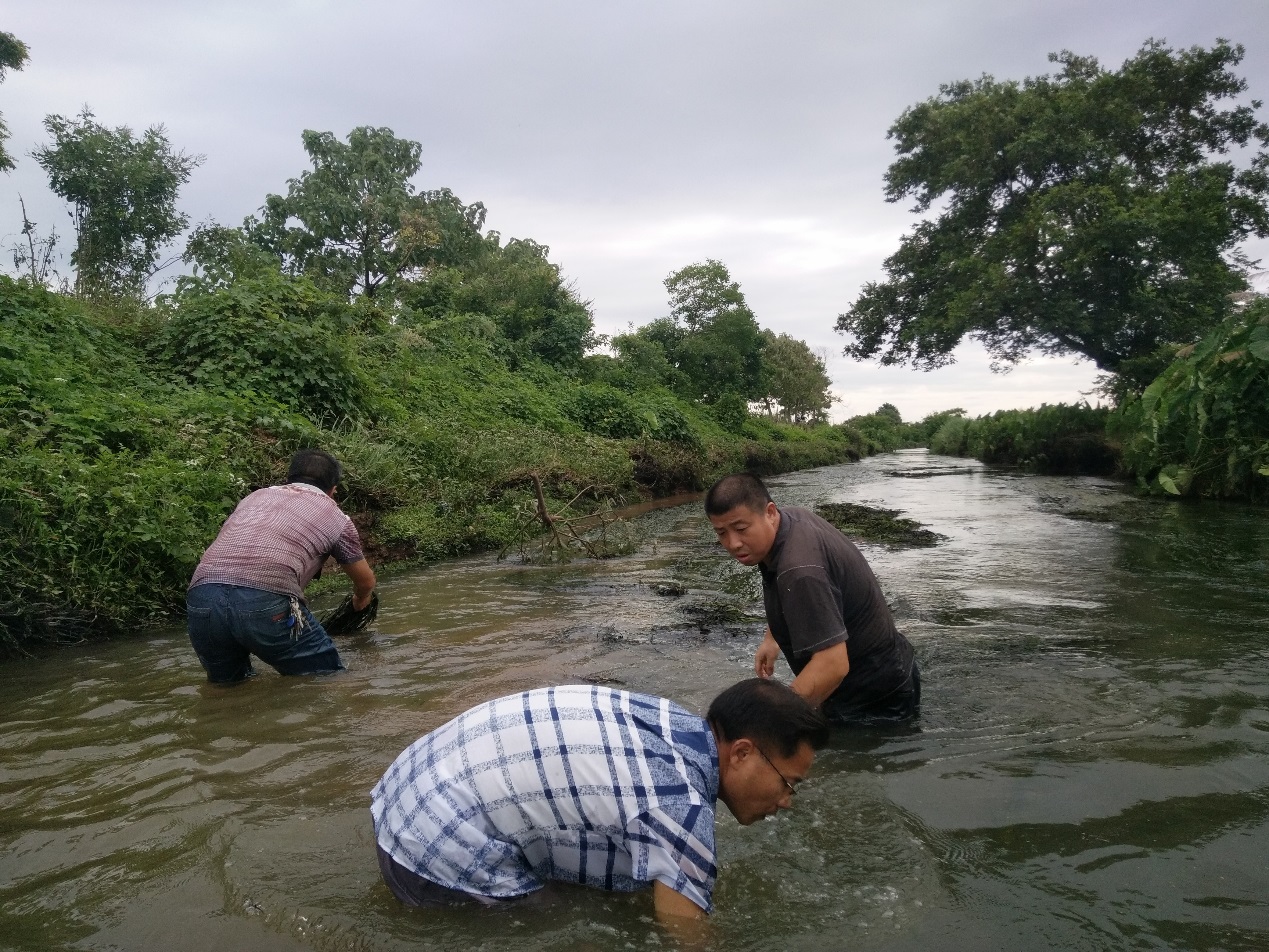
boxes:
[815,502,945,548]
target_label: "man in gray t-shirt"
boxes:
[705,473,919,723]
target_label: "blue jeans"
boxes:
[187,583,344,683]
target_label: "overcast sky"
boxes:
[5,1,1268,420]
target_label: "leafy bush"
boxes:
[1113,301,1269,498]
[929,402,1117,474]
[563,384,698,443]
[152,273,370,422]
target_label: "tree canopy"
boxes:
[0,31,29,172]
[254,126,435,299]
[760,331,835,423]
[34,108,201,296]
[837,39,1269,388]
[614,260,767,403]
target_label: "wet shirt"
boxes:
[759,506,914,711]
[189,483,364,600]
[371,685,720,912]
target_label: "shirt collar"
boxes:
[282,481,330,496]
[760,505,791,573]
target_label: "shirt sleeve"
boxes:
[627,802,717,913]
[331,515,365,564]
[775,564,848,659]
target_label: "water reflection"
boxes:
[1,450,1266,950]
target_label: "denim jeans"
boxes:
[187,583,344,683]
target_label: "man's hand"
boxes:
[754,627,780,678]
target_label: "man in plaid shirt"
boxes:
[186,449,376,682]
[371,679,828,927]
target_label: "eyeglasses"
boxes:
[755,745,799,796]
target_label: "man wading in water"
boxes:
[186,449,376,682]
[705,473,920,724]
[371,678,828,941]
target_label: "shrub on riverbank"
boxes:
[0,276,865,654]
[1113,300,1269,500]
[929,403,1119,475]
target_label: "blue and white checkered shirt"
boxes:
[371,685,720,911]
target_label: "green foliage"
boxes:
[253,126,427,299]
[0,276,323,652]
[34,108,201,296]
[406,236,598,369]
[1114,299,1269,498]
[711,392,750,433]
[759,331,835,423]
[930,402,1117,474]
[563,384,696,443]
[616,260,766,402]
[911,408,966,445]
[0,31,30,172]
[838,40,1269,389]
[152,273,370,422]
[843,404,923,453]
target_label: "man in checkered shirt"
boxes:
[186,449,376,682]
[371,679,828,928]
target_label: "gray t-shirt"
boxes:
[759,506,914,712]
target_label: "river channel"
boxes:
[1,450,1267,951]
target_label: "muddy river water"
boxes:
[1,450,1267,951]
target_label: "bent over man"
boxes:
[706,473,920,724]
[186,449,376,683]
[371,679,828,924]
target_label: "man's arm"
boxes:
[653,881,708,948]
[342,559,376,610]
[789,641,850,707]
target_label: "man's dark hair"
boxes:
[707,678,829,756]
[287,449,342,493]
[704,473,773,516]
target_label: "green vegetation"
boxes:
[838,40,1269,390]
[929,403,1117,475]
[0,31,29,172]
[34,109,201,297]
[1113,298,1269,500]
[836,36,1269,503]
[1,116,862,655]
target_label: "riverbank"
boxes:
[1,278,892,656]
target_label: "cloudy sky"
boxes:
[5,1,1268,420]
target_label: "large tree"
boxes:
[837,39,1269,388]
[760,331,835,423]
[254,126,434,299]
[649,259,766,402]
[34,108,201,296]
[0,31,29,172]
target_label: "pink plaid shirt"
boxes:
[190,483,365,600]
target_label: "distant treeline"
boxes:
[926,297,1269,501]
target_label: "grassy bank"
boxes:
[0,277,872,655]
[925,300,1269,499]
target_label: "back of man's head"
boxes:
[704,473,773,516]
[287,449,342,493]
[707,678,829,757]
